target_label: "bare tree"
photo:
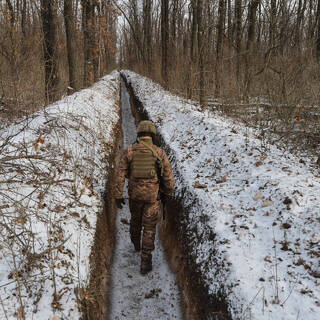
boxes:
[21,0,27,37]
[187,0,198,99]
[64,0,81,91]
[317,0,320,59]
[40,0,60,103]
[270,0,277,48]
[227,0,232,41]
[81,0,98,86]
[197,0,206,108]
[295,0,307,49]
[161,0,169,85]
[244,0,261,100]
[6,0,15,26]
[143,0,152,74]
[215,0,226,98]
[235,0,242,85]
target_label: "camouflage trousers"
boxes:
[129,199,160,266]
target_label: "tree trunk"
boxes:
[171,0,178,52]
[161,0,169,86]
[270,0,277,48]
[235,0,242,85]
[197,0,207,109]
[207,3,214,57]
[295,0,307,49]
[215,0,226,98]
[64,0,81,91]
[21,0,27,37]
[40,0,60,103]
[244,0,260,100]
[81,0,97,87]
[279,0,287,55]
[307,0,315,41]
[257,1,262,47]
[227,0,232,41]
[317,0,320,59]
[188,0,198,99]
[6,0,15,26]
[191,0,198,64]
[143,0,152,74]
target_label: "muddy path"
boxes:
[108,79,182,320]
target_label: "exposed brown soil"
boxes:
[82,93,122,320]
[121,73,233,320]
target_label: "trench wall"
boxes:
[121,73,232,320]
[83,87,122,320]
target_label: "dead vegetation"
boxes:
[119,1,320,161]
[0,85,120,319]
[0,0,118,124]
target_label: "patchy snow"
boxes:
[109,79,182,320]
[0,72,120,319]
[122,70,320,320]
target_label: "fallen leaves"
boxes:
[255,160,263,167]
[54,205,65,213]
[121,218,129,225]
[216,176,227,184]
[194,181,207,189]
[281,222,291,230]
[82,215,91,229]
[253,192,263,201]
[70,211,80,218]
[300,288,312,294]
[145,288,162,299]
[262,199,274,207]
[264,256,272,263]
[33,136,46,151]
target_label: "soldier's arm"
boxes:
[159,150,174,196]
[114,147,132,199]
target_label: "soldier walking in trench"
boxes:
[114,120,174,275]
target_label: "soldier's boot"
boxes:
[133,241,141,252]
[140,258,152,275]
[140,224,156,274]
[140,240,154,275]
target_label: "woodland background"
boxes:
[0,0,320,155]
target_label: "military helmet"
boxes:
[137,120,156,135]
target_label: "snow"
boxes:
[0,71,120,319]
[122,70,320,320]
[109,79,182,320]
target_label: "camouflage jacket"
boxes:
[114,137,174,203]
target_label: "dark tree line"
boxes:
[0,0,118,112]
[2,0,320,112]
[120,0,320,108]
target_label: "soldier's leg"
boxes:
[141,201,160,273]
[129,199,143,251]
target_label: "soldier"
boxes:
[114,120,174,275]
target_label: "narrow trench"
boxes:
[121,74,232,320]
[108,78,183,319]
[85,75,229,320]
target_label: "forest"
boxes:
[1,1,320,111]
[0,1,320,320]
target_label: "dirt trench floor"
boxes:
[108,79,183,320]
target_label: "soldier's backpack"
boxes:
[130,141,163,179]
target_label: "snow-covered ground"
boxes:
[122,70,320,320]
[109,79,182,320]
[0,72,120,319]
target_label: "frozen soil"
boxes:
[109,79,182,320]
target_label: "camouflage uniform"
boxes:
[114,136,174,270]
